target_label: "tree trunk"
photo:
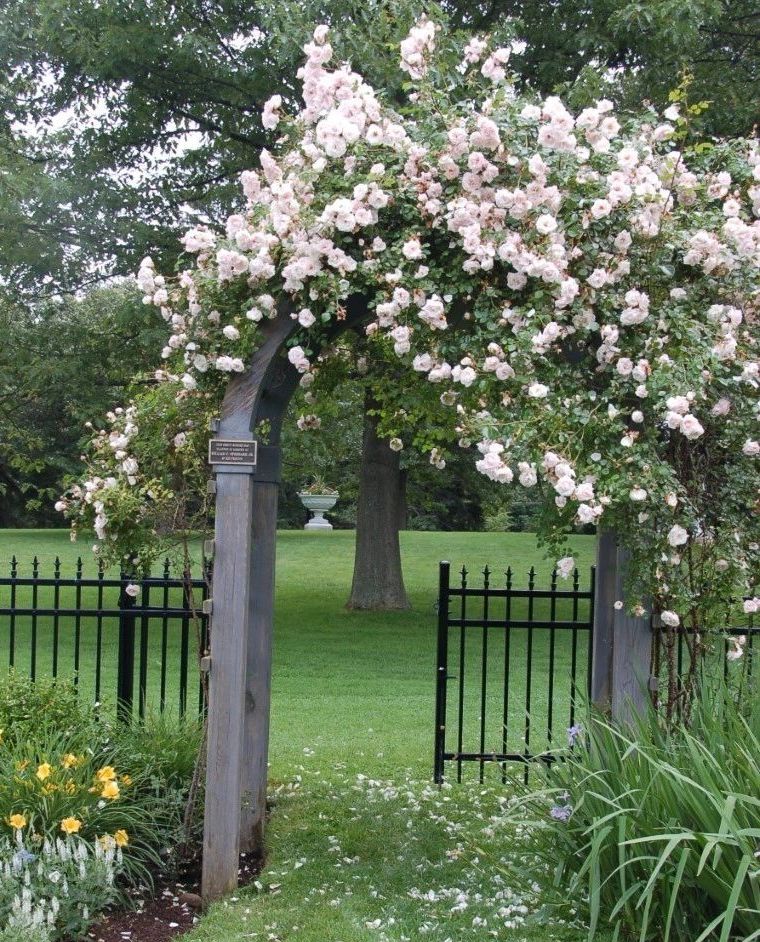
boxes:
[397,468,408,531]
[347,392,410,610]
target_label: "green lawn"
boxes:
[0,529,600,941]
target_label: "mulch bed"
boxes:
[88,853,262,942]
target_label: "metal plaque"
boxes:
[208,438,258,467]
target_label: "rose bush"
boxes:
[59,16,759,711]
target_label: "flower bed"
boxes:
[0,674,201,939]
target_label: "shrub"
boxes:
[0,675,202,877]
[0,675,202,937]
[0,832,123,940]
[0,722,175,886]
[512,682,760,941]
[0,673,100,743]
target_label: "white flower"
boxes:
[556,556,575,579]
[629,487,647,501]
[590,199,612,219]
[527,382,549,399]
[222,325,240,341]
[667,524,689,547]
[554,475,576,497]
[742,440,759,456]
[660,610,680,627]
[727,636,746,661]
[680,414,704,440]
[389,438,403,452]
[402,238,423,260]
[297,308,316,328]
[535,213,558,234]
[125,584,140,598]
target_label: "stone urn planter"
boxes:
[298,492,338,530]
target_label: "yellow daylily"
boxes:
[101,780,120,800]
[36,763,53,781]
[114,829,129,848]
[61,753,80,769]
[120,774,132,787]
[95,766,117,783]
[8,813,27,830]
[60,817,82,835]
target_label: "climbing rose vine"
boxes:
[60,18,759,704]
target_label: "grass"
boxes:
[0,528,601,941]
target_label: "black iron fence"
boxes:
[434,560,758,784]
[0,556,210,719]
[434,561,595,784]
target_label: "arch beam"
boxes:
[201,296,369,901]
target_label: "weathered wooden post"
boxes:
[591,530,652,724]
[201,297,369,901]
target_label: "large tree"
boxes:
[0,286,164,525]
[0,0,495,607]
[4,0,756,601]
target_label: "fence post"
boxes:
[591,531,652,724]
[240,449,280,855]
[434,561,450,784]
[591,530,616,710]
[611,544,652,725]
[117,575,136,721]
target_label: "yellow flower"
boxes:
[42,783,58,794]
[98,834,115,850]
[120,774,132,787]
[64,781,77,795]
[15,760,28,773]
[60,817,82,835]
[114,829,129,848]
[101,780,120,800]
[36,763,53,782]
[8,813,27,830]
[61,754,80,769]
[95,766,117,783]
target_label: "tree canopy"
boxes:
[58,16,758,698]
[2,0,756,297]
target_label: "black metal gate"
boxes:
[434,560,595,783]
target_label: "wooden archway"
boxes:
[198,293,652,901]
[201,294,370,900]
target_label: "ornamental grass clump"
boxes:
[513,683,760,941]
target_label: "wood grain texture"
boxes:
[202,297,372,900]
[201,471,254,900]
[590,530,617,710]
[239,472,279,853]
[610,543,652,725]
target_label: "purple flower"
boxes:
[567,723,583,747]
[550,804,573,822]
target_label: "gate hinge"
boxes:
[200,656,212,674]
[202,598,213,616]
